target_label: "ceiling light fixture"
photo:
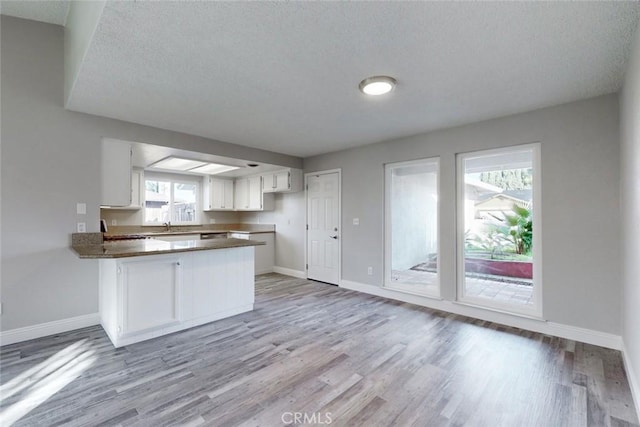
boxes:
[189,163,240,175]
[359,75,397,96]
[148,156,240,175]
[149,157,207,171]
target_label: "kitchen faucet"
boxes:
[164,221,171,231]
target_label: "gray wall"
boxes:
[621,17,640,398]
[390,170,437,271]
[240,191,306,272]
[305,94,621,334]
[0,16,301,331]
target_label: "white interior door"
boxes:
[307,171,340,285]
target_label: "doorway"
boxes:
[457,144,542,316]
[306,170,341,285]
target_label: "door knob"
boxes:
[330,235,338,239]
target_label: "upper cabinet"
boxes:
[101,139,132,207]
[262,169,303,193]
[130,169,144,209]
[203,177,234,211]
[234,176,274,211]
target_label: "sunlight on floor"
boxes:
[0,339,97,426]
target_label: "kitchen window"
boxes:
[144,174,199,225]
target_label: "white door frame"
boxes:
[455,143,543,318]
[305,169,342,285]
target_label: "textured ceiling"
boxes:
[58,2,640,157]
[0,0,69,26]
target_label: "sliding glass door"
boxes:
[457,145,541,316]
[385,158,439,297]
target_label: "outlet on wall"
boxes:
[367,266,373,275]
[77,222,86,233]
[353,218,360,225]
[111,219,117,226]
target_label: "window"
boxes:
[385,158,439,297]
[145,175,199,225]
[457,144,541,316]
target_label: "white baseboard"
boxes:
[0,313,100,346]
[623,342,640,416]
[273,266,306,279]
[340,280,622,350]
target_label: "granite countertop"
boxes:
[72,238,265,259]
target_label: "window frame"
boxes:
[384,157,441,298]
[143,172,201,225]
[455,143,543,318]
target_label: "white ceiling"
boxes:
[7,1,640,158]
[0,0,69,26]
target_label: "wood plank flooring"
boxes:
[1,273,637,426]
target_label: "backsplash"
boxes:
[105,223,275,235]
[100,209,241,226]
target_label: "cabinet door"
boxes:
[130,169,144,208]
[223,180,234,210]
[211,178,224,209]
[251,233,275,274]
[248,176,263,210]
[120,257,181,335]
[234,178,249,210]
[101,139,132,207]
[262,173,276,192]
[274,171,290,192]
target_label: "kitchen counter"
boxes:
[72,237,264,259]
[103,223,275,239]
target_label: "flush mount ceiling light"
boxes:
[149,156,240,175]
[189,163,240,175]
[149,157,207,171]
[359,75,397,96]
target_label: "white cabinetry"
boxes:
[99,247,255,347]
[235,176,274,211]
[130,169,144,209]
[101,139,132,207]
[101,169,144,211]
[229,232,274,274]
[203,177,234,211]
[121,256,181,336]
[262,169,303,193]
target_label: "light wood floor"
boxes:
[1,273,637,426]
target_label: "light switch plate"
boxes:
[77,222,86,233]
[353,218,360,225]
[76,203,86,215]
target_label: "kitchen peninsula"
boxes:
[72,233,264,347]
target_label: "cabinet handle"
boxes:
[176,261,181,266]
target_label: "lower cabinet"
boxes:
[228,232,274,274]
[122,256,181,336]
[99,247,255,347]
